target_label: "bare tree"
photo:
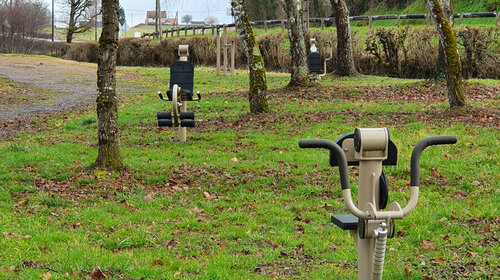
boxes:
[425,0,466,108]
[89,0,124,171]
[231,0,269,114]
[204,15,218,26]
[0,0,50,51]
[181,14,192,24]
[330,0,357,76]
[283,0,308,87]
[60,0,97,43]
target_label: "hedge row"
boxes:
[2,26,498,79]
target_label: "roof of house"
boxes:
[146,11,167,18]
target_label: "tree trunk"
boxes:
[426,0,466,108]
[89,0,124,171]
[66,3,76,43]
[231,0,269,114]
[284,0,309,87]
[331,0,357,76]
[435,0,453,80]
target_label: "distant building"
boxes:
[166,18,178,25]
[145,11,167,26]
[145,11,178,26]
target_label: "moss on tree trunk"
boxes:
[426,0,467,108]
[231,0,269,114]
[284,0,309,87]
[89,0,124,171]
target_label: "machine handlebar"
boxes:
[299,140,351,190]
[410,136,457,187]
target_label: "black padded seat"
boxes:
[167,61,194,101]
[308,52,323,74]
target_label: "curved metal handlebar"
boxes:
[410,136,457,187]
[299,135,457,219]
[298,140,350,190]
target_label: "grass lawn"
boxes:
[0,56,498,279]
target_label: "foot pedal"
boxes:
[331,214,358,230]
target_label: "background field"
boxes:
[0,55,498,279]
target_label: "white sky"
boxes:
[43,0,233,27]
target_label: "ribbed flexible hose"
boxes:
[373,223,388,280]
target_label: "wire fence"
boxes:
[142,11,499,38]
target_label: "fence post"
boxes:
[496,11,499,26]
[231,40,235,76]
[426,14,430,27]
[397,14,400,27]
[223,25,228,76]
[264,20,268,31]
[321,18,325,30]
[177,28,180,37]
[459,13,463,25]
[281,19,285,31]
[193,26,196,36]
[216,28,221,75]
[184,27,188,36]
[202,27,205,35]
[369,15,373,28]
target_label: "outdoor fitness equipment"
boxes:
[157,45,201,142]
[299,128,457,280]
[307,38,332,80]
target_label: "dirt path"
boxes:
[0,56,145,138]
[0,56,98,118]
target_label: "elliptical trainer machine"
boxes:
[299,128,457,280]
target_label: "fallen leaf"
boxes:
[230,157,238,163]
[280,250,289,257]
[143,192,155,201]
[86,267,107,280]
[421,239,436,250]
[466,251,479,257]
[153,259,164,265]
[42,272,52,280]
[455,190,467,198]
[404,267,412,276]
[202,191,211,198]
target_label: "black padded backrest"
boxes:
[308,52,322,74]
[169,61,194,93]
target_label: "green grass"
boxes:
[0,56,498,279]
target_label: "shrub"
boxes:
[458,27,500,79]
[64,42,99,63]
[4,26,498,80]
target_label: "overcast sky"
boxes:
[43,0,233,27]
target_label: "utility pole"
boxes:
[94,0,98,41]
[51,0,54,41]
[156,0,162,40]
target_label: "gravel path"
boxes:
[0,56,99,120]
[0,56,147,139]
